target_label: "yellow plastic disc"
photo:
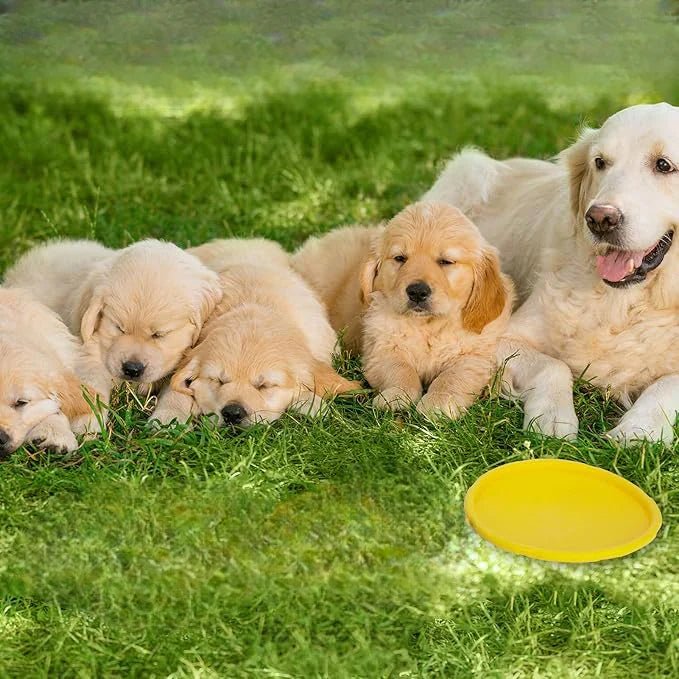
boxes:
[465,459,662,563]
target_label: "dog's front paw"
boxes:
[149,405,192,426]
[290,391,327,417]
[30,423,78,454]
[523,396,578,440]
[416,392,463,420]
[373,387,419,412]
[71,413,103,438]
[607,409,675,446]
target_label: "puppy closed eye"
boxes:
[256,383,277,391]
[393,255,407,264]
[151,330,168,340]
[13,399,29,409]
[437,258,455,267]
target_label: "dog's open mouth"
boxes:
[595,230,674,287]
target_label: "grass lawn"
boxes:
[1,1,679,677]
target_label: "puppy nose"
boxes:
[0,429,11,449]
[406,281,432,303]
[122,360,146,379]
[585,204,623,236]
[221,403,247,425]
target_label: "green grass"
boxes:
[1,1,679,677]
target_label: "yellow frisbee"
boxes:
[464,459,662,563]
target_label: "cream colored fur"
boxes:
[151,238,359,427]
[4,239,222,432]
[424,103,679,444]
[293,202,514,419]
[0,288,93,455]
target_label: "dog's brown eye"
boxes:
[13,399,28,409]
[656,157,674,174]
[394,255,407,264]
[594,157,606,170]
[438,258,454,266]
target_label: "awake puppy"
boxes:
[292,202,514,418]
[0,288,93,457]
[151,238,359,427]
[4,239,222,431]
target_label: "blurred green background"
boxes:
[0,2,678,677]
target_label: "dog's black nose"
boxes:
[586,204,623,236]
[122,360,146,379]
[221,403,247,425]
[0,429,11,449]
[406,281,432,304]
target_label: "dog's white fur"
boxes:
[0,288,93,455]
[4,239,222,431]
[151,238,359,427]
[424,102,679,444]
[293,203,514,419]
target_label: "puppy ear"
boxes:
[80,287,105,342]
[170,357,199,396]
[359,257,380,305]
[462,247,507,334]
[55,372,97,421]
[191,273,223,345]
[563,127,598,221]
[304,360,361,397]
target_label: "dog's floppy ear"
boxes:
[462,247,507,334]
[305,360,361,397]
[80,287,106,342]
[170,357,199,395]
[359,257,380,305]
[359,229,384,305]
[563,126,598,221]
[191,272,223,345]
[55,372,97,422]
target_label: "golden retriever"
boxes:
[424,102,679,443]
[4,239,222,431]
[151,238,359,427]
[0,288,93,456]
[292,202,514,418]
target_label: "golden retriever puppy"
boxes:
[0,288,93,457]
[292,202,514,418]
[4,239,222,431]
[424,102,679,443]
[151,238,359,427]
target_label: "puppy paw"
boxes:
[149,406,192,426]
[291,392,327,417]
[373,387,420,412]
[607,410,675,446]
[71,413,103,437]
[416,392,464,420]
[523,398,578,440]
[30,424,78,454]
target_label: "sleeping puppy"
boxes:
[0,288,93,456]
[424,102,679,443]
[151,238,359,427]
[4,239,222,431]
[292,202,514,418]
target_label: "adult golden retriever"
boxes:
[151,238,359,427]
[424,102,679,444]
[0,288,92,456]
[292,203,513,419]
[4,239,222,431]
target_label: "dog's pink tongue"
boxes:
[595,250,645,282]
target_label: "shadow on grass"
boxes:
[0,79,647,265]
